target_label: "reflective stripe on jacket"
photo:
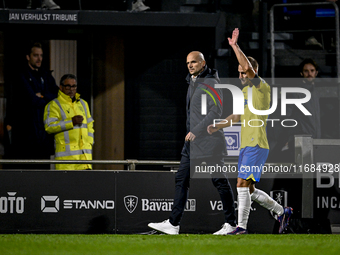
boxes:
[44,90,94,170]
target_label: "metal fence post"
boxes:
[295,135,314,218]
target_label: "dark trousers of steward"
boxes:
[169,155,236,226]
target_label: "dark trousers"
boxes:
[169,155,236,226]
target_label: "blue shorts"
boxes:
[238,145,269,183]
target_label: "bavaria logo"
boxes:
[270,190,287,220]
[124,195,138,214]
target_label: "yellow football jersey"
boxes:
[240,77,271,149]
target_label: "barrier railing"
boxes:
[0,159,296,171]
[0,159,181,171]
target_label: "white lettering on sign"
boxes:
[9,12,78,22]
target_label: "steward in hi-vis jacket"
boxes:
[44,74,94,170]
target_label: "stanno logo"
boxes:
[0,192,25,214]
[41,196,59,213]
[63,200,114,210]
[124,195,138,213]
[41,195,115,213]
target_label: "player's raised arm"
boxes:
[228,28,256,80]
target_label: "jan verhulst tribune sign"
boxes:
[9,10,78,24]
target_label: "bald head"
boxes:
[186,51,206,77]
[187,51,205,61]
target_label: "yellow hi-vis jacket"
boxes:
[44,90,94,170]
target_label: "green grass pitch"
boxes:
[1,234,339,255]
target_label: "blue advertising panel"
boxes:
[223,125,241,156]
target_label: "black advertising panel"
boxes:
[314,145,340,226]
[0,171,115,234]
[180,177,229,234]
[115,171,281,234]
[0,170,303,234]
[115,171,178,234]
[192,176,286,234]
[116,171,237,234]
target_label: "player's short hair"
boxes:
[26,42,42,56]
[247,56,258,72]
[299,58,318,73]
[60,74,77,86]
